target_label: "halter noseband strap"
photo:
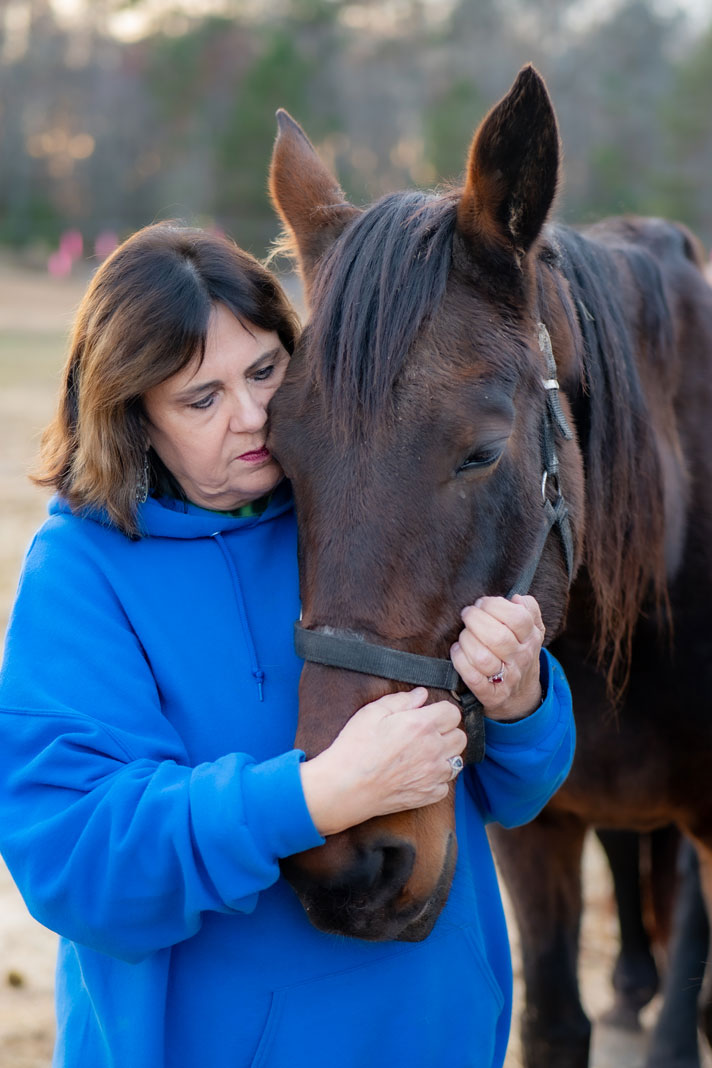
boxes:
[294,322,575,766]
[294,626,460,691]
[293,622,487,765]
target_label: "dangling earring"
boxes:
[136,452,150,504]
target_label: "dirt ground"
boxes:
[0,262,84,1067]
[0,262,708,1067]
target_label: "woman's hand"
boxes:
[450,594,545,723]
[300,688,466,837]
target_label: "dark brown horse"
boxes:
[268,67,712,1066]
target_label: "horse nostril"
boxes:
[380,842,415,889]
[348,841,416,906]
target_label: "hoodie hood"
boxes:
[47,480,296,705]
[48,480,294,540]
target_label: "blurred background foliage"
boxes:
[2,0,712,263]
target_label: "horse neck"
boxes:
[540,226,672,695]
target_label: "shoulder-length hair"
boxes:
[34,223,300,537]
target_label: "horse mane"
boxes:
[306,191,459,439]
[540,224,672,695]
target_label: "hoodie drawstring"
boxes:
[212,533,265,702]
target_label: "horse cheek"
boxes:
[294,663,386,758]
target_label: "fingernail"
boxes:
[451,642,460,656]
[474,597,484,608]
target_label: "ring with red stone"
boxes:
[487,661,505,685]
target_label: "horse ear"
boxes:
[457,66,559,264]
[269,110,359,290]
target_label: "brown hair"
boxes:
[34,223,300,537]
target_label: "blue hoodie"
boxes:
[0,488,574,1068]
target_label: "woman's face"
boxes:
[143,303,290,511]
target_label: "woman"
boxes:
[0,223,574,1068]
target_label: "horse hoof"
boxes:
[521,1027,591,1068]
[611,951,659,1012]
[598,1000,642,1032]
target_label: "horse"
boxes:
[267,66,712,1067]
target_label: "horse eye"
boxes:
[456,447,503,474]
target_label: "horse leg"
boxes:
[692,842,712,1053]
[645,837,708,1068]
[596,828,659,1030]
[649,824,683,948]
[490,811,590,1068]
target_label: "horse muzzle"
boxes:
[281,827,457,942]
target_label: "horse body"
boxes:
[485,220,712,1064]
[269,67,712,1065]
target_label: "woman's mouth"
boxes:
[237,446,271,464]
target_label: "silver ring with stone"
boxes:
[487,661,505,685]
[448,755,464,780]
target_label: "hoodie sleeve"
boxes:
[465,650,575,828]
[0,520,324,964]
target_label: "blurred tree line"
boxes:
[1,0,712,261]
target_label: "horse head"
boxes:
[268,67,585,941]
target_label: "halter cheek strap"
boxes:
[294,322,575,765]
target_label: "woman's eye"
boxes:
[456,447,503,474]
[190,393,216,410]
[253,364,275,382]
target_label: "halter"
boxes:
[294,323,575,764]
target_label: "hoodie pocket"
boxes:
[249,925,505,1068]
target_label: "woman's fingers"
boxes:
[461,595,544,646]
[371,691,461,734]
[451,594,545,723]
[374,686,429,712]
[440,726,467,780]
[511,593,546,631]
[302,690,468,835]
[441,724,467,754]
[451,639,514,688]
[455,596,544,672]
[453,625,509,678]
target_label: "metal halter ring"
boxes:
[487,661,505,685]
[448,755,464,780]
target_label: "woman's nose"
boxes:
[229,390,266,433]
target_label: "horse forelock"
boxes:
[307,190,459,440]
[542,224,673,696]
